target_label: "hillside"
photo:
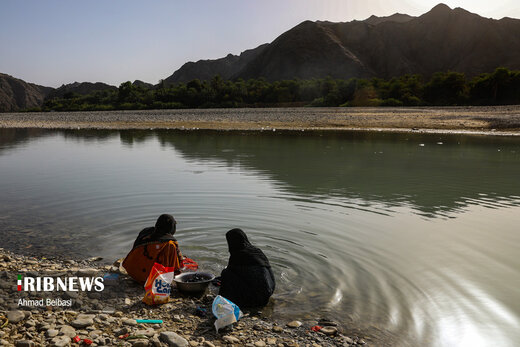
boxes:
[46,82,117,99]
[0,73,53,112]
[165,4,520,82]
[132,80,153,89]
[163,44,268,84]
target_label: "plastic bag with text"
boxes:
[142,263,175,305]
[211,295,243,332]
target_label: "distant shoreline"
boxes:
[1,106,519,136]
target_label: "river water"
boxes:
[0,128,519,346]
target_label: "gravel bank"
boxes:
[0,249,380,347]
[1,106,519,135]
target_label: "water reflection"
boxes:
[150,129,519,217]
[3,128,518,217]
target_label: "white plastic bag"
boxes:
[212,295,243,332]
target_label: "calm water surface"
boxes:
[1,128,519,346]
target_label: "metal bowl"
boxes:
[173,272,215,294]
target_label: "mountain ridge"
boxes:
[2,4,520,111]
[164,3,520,82]
[364,13,414,25]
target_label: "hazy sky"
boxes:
[1,0,519,87]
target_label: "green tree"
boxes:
[118,81,139,103]
[424,72,467,105]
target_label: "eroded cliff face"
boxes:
[0,73,53,112]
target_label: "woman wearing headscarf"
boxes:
[123,214,184,284]
[219,228,275,307]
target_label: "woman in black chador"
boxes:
[219,228,275,307]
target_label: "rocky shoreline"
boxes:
[0,106,520,136]
[0,249,372,347]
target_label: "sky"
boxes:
[1,0,519,88]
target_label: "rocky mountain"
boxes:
[165,4,520,82]
[0,77,119,112]
[47,82,117,99]
[163,44,268,84]
[234,19,374,81]
[0,73,53,112]
[2,3,520,112]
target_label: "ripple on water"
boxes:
[1,128,519,346]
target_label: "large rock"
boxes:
[70,314,95,328]
[59,325,76,338]
[122,318,137,326]
[272,326,283,333]
[46,329,59,338]
[50,335,71,347]
[286,321,302,328]
[135,329,155,337]
[160,331,188,347]
[130,339,150,347]
[7,310,26,323]
[320,326,338,335]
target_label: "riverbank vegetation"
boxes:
[37,68,520,112]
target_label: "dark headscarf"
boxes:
[132,214,177,249]
[226,228,271,268]
[155,214,176,236]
